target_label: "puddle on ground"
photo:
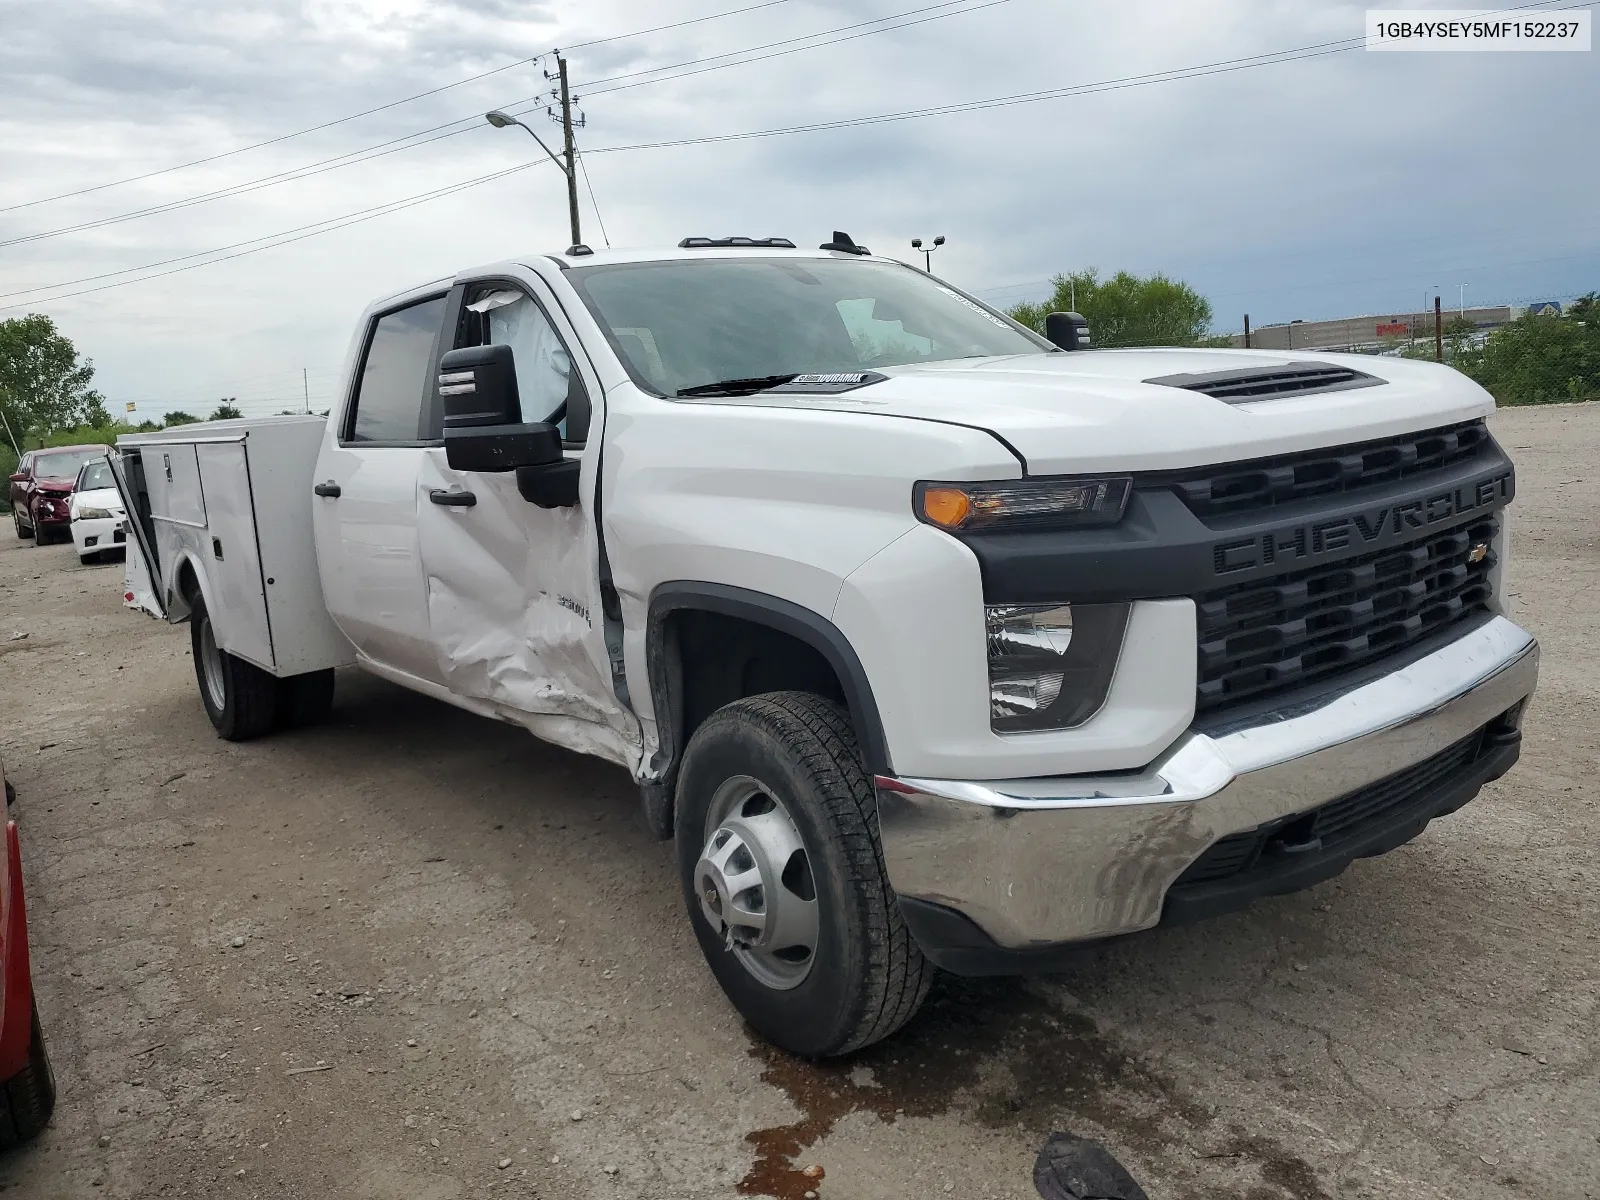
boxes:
[738,976,1330,1200]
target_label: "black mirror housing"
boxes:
[439,344,521,428]
[444,422,563,473]
[1044,311,1092,351]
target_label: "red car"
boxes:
[10,445,109,546]
[0,755,54,1148]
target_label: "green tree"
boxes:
[1007,269,1214,348]
[210,400,243,420]
[1462,306,1600,404]
[0,313,106,439]
[164,411,200,426]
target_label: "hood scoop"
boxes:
[1144,361,1384,404]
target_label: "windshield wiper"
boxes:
[676,374,798,397]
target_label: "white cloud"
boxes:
[1,0,1595,416]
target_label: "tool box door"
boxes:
[108,448,165,620]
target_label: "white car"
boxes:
[69,457,126,564]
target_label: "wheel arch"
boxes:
[643,582,891,837]
[165,549,212,624]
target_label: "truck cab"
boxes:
[117,237,1538,1057]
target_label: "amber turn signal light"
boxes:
[919,486,973,529]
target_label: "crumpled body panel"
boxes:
[416,449,642,771]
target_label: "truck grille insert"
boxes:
[1194,515,1498,714]
[1155,419,1493,518]
[1171,727,1489,889]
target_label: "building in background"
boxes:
[1229,305,1537,352]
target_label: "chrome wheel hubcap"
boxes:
[696,775,819,990]
[199,617,226,711]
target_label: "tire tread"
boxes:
[718,691,932,1054]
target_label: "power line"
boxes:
[576,0,1009,95]
[576,150,611,248]
[0,0,799,214]
[0,161,545,311]
[4,5,1576,311]
[0,0,1006,249]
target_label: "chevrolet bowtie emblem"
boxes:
[1467,543,1489,564]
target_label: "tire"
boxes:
[276,669,335,730]
[676,691,931,1057]
[11,510,29,540]
[189,593,278,741]
[0,1003,56,1149]
[78,551,97,566]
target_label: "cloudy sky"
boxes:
[2,0,1595,419]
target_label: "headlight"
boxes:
[986,602,1129,733]
[916,477,1132,533]
[77,506,114,520]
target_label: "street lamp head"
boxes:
[911,238,923,249]
[933,235,945,247]
[485,110,516,129]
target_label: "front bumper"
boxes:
[71,516,126,555]
[876,615,1538,972]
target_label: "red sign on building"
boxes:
[1376,321,1409,337]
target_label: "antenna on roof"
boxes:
[819,231,870,255]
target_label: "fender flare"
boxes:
[644,582,893,801]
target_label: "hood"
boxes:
[740,349,1495,475]
[71,487,122,510]
[35,477,77,492]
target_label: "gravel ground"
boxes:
[0,402,1595,1200]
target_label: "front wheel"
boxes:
[676,692,931,1057]
[190,593,278,741]
[11,509,29,540]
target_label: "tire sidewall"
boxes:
[675,706,874,1057]
[189,595,231,733]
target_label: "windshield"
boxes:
[566,257,1050,396]
[78,459,114,491]
[35,449,103,480]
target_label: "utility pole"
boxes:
[1243,314,1251,349]
[557,55,581,248]
[1434,295,1444,363]
[303,368,310,414]
[1459,283,1468,317]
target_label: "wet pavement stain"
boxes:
[737,976,1332,1200]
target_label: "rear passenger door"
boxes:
[414,274,639,758]
[313,291,449,685]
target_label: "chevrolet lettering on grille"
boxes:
[1212,469,1514,575]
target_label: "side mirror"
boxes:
[438,344,563,473]
[1044,311,1092,351]
[8,472,25,483]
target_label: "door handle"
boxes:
[429,488,477,507]
[313,481,341,498]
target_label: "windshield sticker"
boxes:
[935,285,1010,329]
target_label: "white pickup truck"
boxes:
[113,233,1538,1057]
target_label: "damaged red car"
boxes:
[10,445,107,546]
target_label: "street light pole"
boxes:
[909,235,945,274]
[485,107,580,245]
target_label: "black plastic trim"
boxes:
[959,442,1514,604]
[646,582,892,777]
[1144,361,1385,403]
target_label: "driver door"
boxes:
[414,275,638,762]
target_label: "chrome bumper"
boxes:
[876,616,1539,950]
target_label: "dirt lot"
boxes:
[0,403,1595,1200]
